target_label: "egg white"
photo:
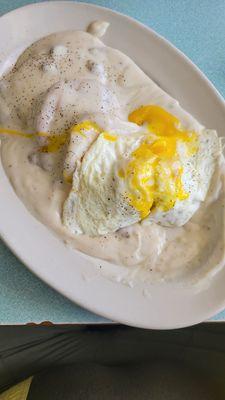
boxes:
[63,125,221,236]
[63,128,142,236]
[146,129,221,227]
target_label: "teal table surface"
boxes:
[0,0,225,324]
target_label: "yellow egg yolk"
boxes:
[0,119,117,154]
[70,121,101,136]
[0,127,33,138]
[121,105,198,219]
[0,108,197,221]
[0,120,117,154]
[40,121,103,153]
[39,132,68,153]
[0,126,68,152]
[70,120,117,141]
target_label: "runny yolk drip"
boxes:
[40,121,103,153]
[0,126,67,153]
[70,121,102,136]
[122,105,198,219]
[102,132,117,142]
[39,133,68,153]
[0,127,33,138]
[41,120,117,153]
[70,121,117,142]
[0,120,117,155]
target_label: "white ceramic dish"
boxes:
[0,1,225,329]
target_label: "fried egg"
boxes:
[63,105,220,236]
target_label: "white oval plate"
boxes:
[0,1,225,329]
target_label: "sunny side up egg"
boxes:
[62,105,220,236]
